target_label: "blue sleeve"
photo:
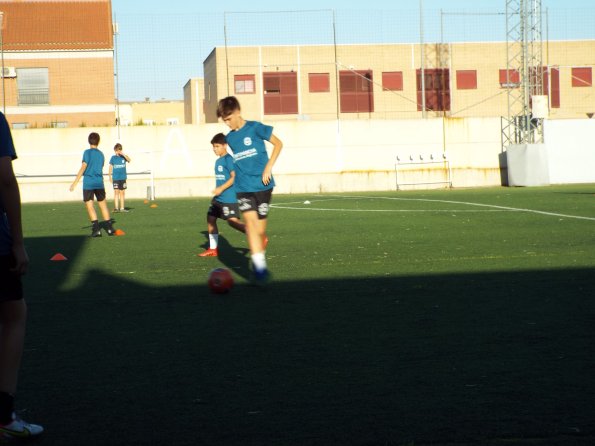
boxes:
[225,155,235,173]
[82,149,90,164]
[255,121,273,142]
[0,113,16,160]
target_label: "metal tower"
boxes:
[502,0,544,148]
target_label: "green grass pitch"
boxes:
[16,185,595,445]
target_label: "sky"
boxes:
[109,0,595,101]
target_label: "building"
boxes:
[183,77,205,124]
[202,40,595,123]
[0,0,115,128]
[117,99,185,126]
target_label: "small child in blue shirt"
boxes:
[109,143,131,213]
[69,132,115,237]
[198,133,246,257]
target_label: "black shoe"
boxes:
[101,221,116,236]
[91,229,102,237]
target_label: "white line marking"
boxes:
[271,195,595,221]
[271,206,511,213]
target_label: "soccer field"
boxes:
[18,185,595,445]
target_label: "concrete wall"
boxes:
[10,117,595,203]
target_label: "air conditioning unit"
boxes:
[1,67,16,78]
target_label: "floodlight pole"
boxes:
[113,18,120,139]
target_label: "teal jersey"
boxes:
[214,154,237,203]
[224,120,274,193]
[0,112,16,255]
[109,154,128,181]
[82,148,105,190]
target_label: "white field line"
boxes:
[271,195,595,222]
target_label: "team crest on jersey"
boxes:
[243,137,252,146]
[218,165,223,172]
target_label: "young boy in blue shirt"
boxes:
[109,143,131,213]
[198,133,246,257]
[217,96,283,283]
[69,132,115,237]
[0,112,44,438]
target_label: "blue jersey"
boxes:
[109,154,128,181]
[214,154,237,204]
[225,120,274,193]
[82,148,105,190]
[0,112,16,255]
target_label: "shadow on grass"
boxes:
[18,236,595,446]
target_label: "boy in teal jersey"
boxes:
[198,133,246,257]
[69,132,115,237]
[217,96,283,283]
[0,112,44,438]
[109,143,131,213]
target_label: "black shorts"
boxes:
[237,189,273,220]
[83,188,106,202]
[0,255,24,302]
[207,199,241,220]
[113,180,127,190]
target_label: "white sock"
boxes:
[251,252,267,271]
[209,234,219,249]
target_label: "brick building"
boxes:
[0,0,115,128]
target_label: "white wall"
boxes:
[544,119,595,184]
[10,117,593,203]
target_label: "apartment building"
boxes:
[0,0,115,128]
[202,40,594,123]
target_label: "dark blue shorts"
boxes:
[237,189,273,220]
[207,199,240,221]
[83,188,106,202]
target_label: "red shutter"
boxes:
[309,73,330,92]
[456,70,477,89]
[572,67,592,87]
[550,67,560,108]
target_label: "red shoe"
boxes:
[198,248,218,257]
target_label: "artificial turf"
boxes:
[14,185,595,445]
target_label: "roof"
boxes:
[0,0,113,51]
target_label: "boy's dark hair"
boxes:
[88,132,100,146]
[114,143,122,151]
[217,96,241,118]
[210,133,226,145]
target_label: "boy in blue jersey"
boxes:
[198,133,245,257]
[109,143,131,213]
[69,132,115,237]
[0,112,44,438]
[217,96,283,283]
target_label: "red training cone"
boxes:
[50,253,68,261]
[114,229,126,236]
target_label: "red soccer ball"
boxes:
[208,268,234,294]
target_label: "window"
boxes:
[50,121,68,128]
[550,67,560,108]
[456,70,477,90]
[339,70,374,113]
[382,71,403,91]
[263,72,298,115]
[416,69,450,112]
[234,74,255,94]
[571,67,592,87]
[167,117,179,125]
[309,73,329,93]
[12,123,29,130]
[16,68,49,105]
[499,69,520,88]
